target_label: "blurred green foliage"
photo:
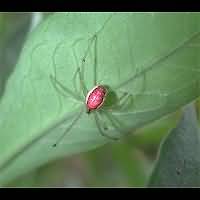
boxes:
[149,104,200,187]
[0,12,200,187]
[0,13,31,98]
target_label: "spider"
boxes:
[50,34,132,147]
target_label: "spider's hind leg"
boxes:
[107,91,133,113]
[104,111,130,139]
[94,112,119,140]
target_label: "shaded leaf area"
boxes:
[0,13,200,185]
[0,13,31,98]
[6,111,179,187]
[148,103,200,187]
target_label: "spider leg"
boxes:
[72,34,98,97]
[72,65,81,95]
[50,74,83,102]
[71,39,88,97]
[107,92,133,112]
[50,74,71,99]
[53,108,84,147]
[117,93,134,111]
[111,72,146,113]
[50,40,83,102]
[103,111,127,138]
[81,34,98,86]
[71,38,83,95]
[94,112,119,140]
[92,34,98,86]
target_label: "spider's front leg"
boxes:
[50,41,83,102]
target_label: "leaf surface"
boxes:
[0,13,200,185]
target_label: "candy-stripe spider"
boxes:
[50,34,131,147]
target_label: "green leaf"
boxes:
[148,103,200,187]
[0,13,200,185]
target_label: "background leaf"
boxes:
[148,103,200,187]
[0,13,31,98]
[0,12,200,185]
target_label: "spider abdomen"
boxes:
[86,85,107,113]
